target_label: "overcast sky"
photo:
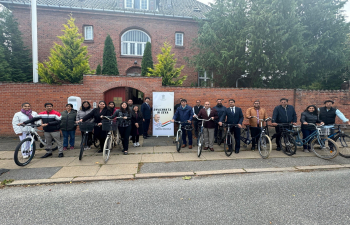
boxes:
[197,0,350,21]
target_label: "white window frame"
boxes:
[84,26,93,41]
[125,0,149,10]
[121,29,151,56]
[198,71,213,87]
[175,33,184,46]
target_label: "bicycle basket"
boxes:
[184,125,193,131]
[79,122,95,132]
[102,120,117,131]
[318,127,332,136]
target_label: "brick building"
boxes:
[0,0,211,87]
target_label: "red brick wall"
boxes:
[2,76,350,136]
[9,5,199,86]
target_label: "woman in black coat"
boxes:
[131,105,143,147]
[300,105,324,152]
[110,101,132,155]
[81,101,112,153]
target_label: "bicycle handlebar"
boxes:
[20,124,41,127]
[197,118,213,121]
[101,116,123,120]
[250,116,271,122]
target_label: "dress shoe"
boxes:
[210,148,214,152]
[235,150,239,154]
[41,153,52,158]
[147,135,151,137]
[188,145,192,149]
[251,146,255,151]
[58,153,64,158]
[124,151,128,155]
[143,136,148,139]
[98,149,103,153]
[182,144,186,148]
[276,147,281,151]
[204,147,209,150]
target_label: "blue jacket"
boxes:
[213,105,227,121]
[272,105,297,123]
[220,107,244,125]
[173,105,194,122]
[141,102,152,119]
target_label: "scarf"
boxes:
[21,109,33,119]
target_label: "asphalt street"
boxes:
[1,169,350,224]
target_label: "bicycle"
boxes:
[101,116,122,163]
[14,124,58,166]
[292,123,339,159]
[222,123,240,157]
[173,121,193,152]
[274,123,297,156]
[326,124,350,158]
[196,118,213,157]
[216,123,225,146]
[78,122,95,160]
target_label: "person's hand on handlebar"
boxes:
[271,123,277,126]
[171,119,175,123]
[187,120,191,123]
[218,122,222,126]
[292,122,297,125]
[237,124,242,128]
[98,123,102,126]
[17,123,24,126]
[211,117,214,120]
[303,122,308,125]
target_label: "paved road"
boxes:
[1,169,350,224]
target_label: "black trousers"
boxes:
[143,119,150,136]
[193,119,199,138]
[131,135,139,143]
[250,126,261,147]
[118,126,132,151]
[275,124,292,147]
[228,126,241,152]
[80,131,92,146]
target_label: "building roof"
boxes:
[0,0,211,19]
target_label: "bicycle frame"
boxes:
[293,124,326,147]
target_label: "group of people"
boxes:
[12,96,350,159]
[12,97,153,158]
[172,97,350,154]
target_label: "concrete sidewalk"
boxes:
[1,136,350,186]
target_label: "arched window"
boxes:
[121,29,151,56]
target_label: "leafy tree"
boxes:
[141,42,153,76]
[0,45,11,81]
[38,16,92,84]
[96,64,102,75]
[0,8,32,82]
[102,34,119,75]
[147,42,187,86]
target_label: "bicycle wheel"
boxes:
[93,136,100,149]
[258,135,272,159]
[281,133,297,156]
[224,133,234,157]
[14,137,36,166]
[217,128,223,146]
[103,136,112,163]
[240,128,250,148]
[335,134,350,158]
[311,137,339,159]
[79,134,87,160]
[176,131,182,152]
[197,133,203,157]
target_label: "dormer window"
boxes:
[125,0,149,10]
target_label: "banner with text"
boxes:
[152,92,174,136]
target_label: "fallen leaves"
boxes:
[182,176,192,180]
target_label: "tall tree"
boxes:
[0,8,32,82]
[38,16,92,84]
[0,45,11,81]
[141,42,153,76]
[147,42,187,86]
[102,34,119,75]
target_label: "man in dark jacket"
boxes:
[21,103,64,158]
[213,99,226,143]
[141,97,152,139]
[319,100,350,125]
[171,99,194,149]
[60,104,77,150]
[219,99,244,153]
[271,98,297,151]
[197,101,218,151]
[192,100,203,138]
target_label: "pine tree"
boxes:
[96,64,102,75]
[102,34,119,75]
[38,16,92,84]
[0,8,32,82]
[0,45,11,81]
[147,42,186,86]
[141,42,153,76]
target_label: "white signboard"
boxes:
[152,92,174,136]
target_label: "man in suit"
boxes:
[141,97,152,139]
[192,100,204,139]
[197,101,218,151]
[219,99,244,153]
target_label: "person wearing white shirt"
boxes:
[319,100,350,126]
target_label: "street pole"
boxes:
[31,0,38,83]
